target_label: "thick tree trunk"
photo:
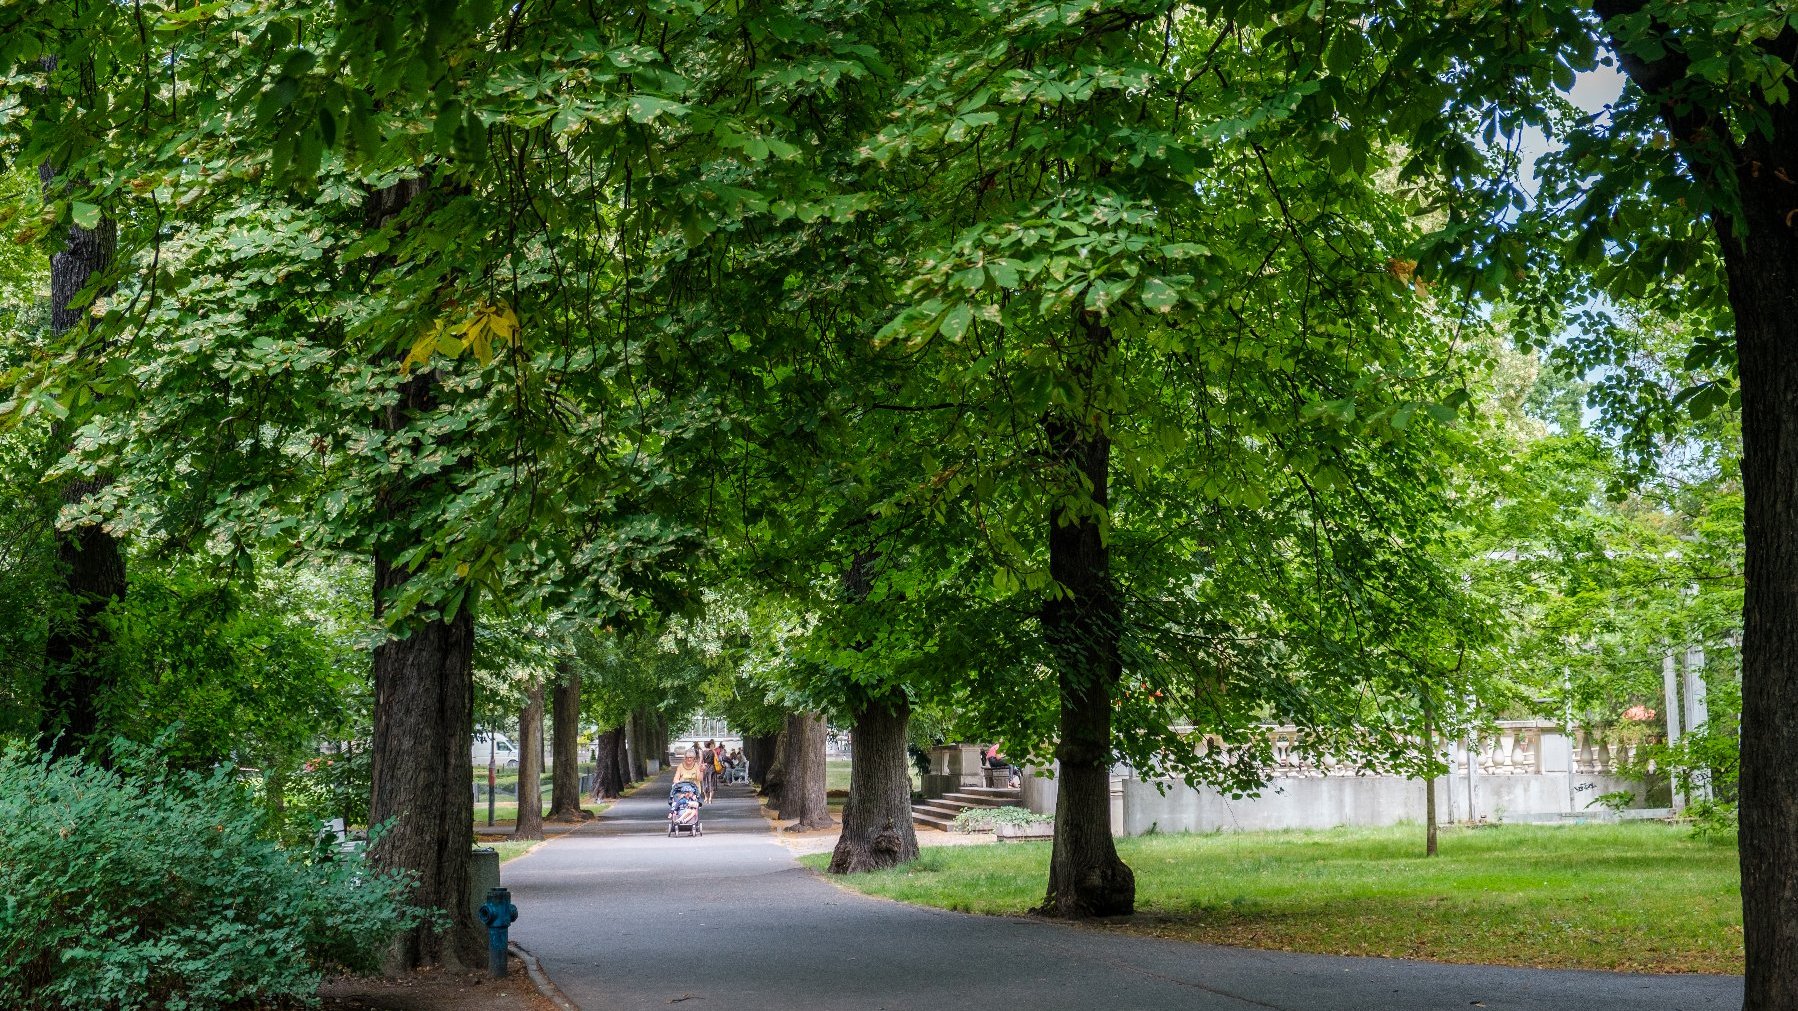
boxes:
[763,726,790,806]
[594,727,625,799]
[515,681,545,840]
[36,156,124,761]
[38,479,126,759]
[1036,310,1134,919]
[626,709,649,781]
[777,712,833,830]
[1724,150,1798,1011]
[611,722,633,788]
[362,175,481,970]
[1594,13,1798,1003]
[368,595,479,969]
[745,732,777,787]
[548,667,587,821]
[829,689,918,873]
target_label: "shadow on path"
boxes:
[501,774,1740,1010]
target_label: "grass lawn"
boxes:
[802,822,1742,974]
[826,758,852,793]
[486,839,539,863]
[825,757,921,794]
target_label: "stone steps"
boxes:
[911,786,1024,830]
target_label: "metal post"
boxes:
[1663,650,1684,812]
[487,734,497,826]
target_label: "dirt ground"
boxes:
[314,956,561,1011]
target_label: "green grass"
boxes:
[471,801,547,824]
[826,759,853,793]
[803,823,1742,974]
[486,840,539,863]
[824,758,921,794]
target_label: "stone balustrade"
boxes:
[1021,719,1661,837]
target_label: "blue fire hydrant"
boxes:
[477,886,519,978]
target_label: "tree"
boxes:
[776,712,834,831]
[28,56,125,761]
[828,687,918,872]
[593,726,626,800]
[515,680,545,840]
[547,663,587,822]
[861,1,1486,917]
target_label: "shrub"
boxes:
[0,743,430,1010]
[949,805,1052,833]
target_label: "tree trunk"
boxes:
[1036,310,1134,919]
[1593,12,1798,1003]
[362,175,481,970]
[368,597,479,970]
[626,709,649,781]
[829,689,918,873]
[36,154,124,762]
[611,722,633,788]
[746,732,777,787]
[1423,701,1437,858]
[777,712,833,830]
[38,481,126,759]
[1724,148,1798,1011]
[515,681,544,840]
[594,727,625,799]
[548,666,587,821]
[762,726,789,806]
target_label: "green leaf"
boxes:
[939,302,973,341]
[626,96,684,124]
[1140,277,1178,313]
[70,202,101,231]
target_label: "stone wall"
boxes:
[1018,723,1653,836]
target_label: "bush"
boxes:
[0,743,430,1010]
[283,745,374,836]
[949,805,1052,833]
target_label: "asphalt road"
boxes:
[502,774,1742,1011]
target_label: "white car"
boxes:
[473,731,520,768]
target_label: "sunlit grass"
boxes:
[804,822,1741,974]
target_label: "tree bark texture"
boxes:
[1037,311,1134,919]
[363,175,480,970]
[368,591,479,969]
[515,682,545,840]
[777,712,833,830]
[762,726,789,806]
[594,728,625,799]
[1723,137,1798,1011]
[828,689,918,873]
[745,732,777,787]
[1593,9,1798,1003]
[626,709,649,781]
[36,155,124,761]
[548,666,587,821]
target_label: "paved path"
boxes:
[502,775,1741,1010]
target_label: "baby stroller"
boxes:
[668,781,703,837]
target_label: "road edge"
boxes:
[509,941,581,1011]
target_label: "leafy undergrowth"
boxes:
[950,805,1053,833]
[803,823,1742,974]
